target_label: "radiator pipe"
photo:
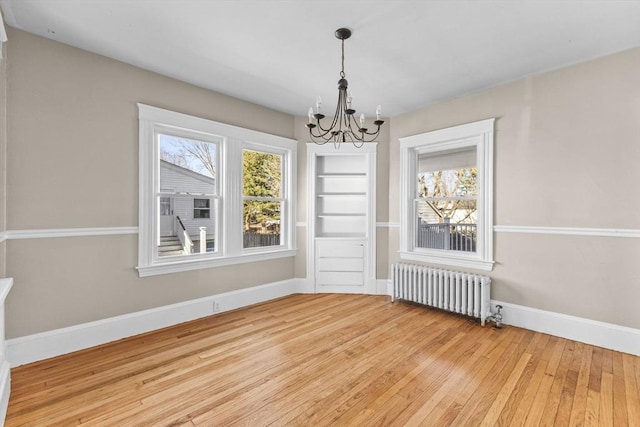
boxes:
[488,305,503,329]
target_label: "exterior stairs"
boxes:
[158,235,184,256]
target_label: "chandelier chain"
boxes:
[340,39,345,79]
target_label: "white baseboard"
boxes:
[492,300,640,356]
[295,277,315,294]
[8,281,636,368]
[299,278,390,295]
[0,361,9,425]
[7,279,298,367]
[377,279,392,296]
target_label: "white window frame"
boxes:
[399,118,494,271]
[137,104,297,277]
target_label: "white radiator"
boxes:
[391,263,491,325]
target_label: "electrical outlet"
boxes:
[213,300,221,313]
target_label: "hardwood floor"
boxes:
[6,294,640,426]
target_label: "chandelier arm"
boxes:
[308,126,331,144]
[360,124,384,136]
[315,94,342,136]
[346,131,365,148]
[344,127,366,147]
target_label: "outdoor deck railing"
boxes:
[243,232,280,248]
[417,222,476,252]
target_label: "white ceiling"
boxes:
[1,0,639,117]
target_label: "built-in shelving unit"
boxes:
[307,144,377,294]
[315,155,368,238]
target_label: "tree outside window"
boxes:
[242,150,283,248]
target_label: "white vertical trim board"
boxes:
[0,278,13,426]
[7,279,298,367]
[0,8,7,60]
[492,300,640,356]
[0,361,9,425]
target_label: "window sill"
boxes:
[137,248,297,277]
[398,251,494,272]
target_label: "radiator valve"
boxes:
[488,305,503,329]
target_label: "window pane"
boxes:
[243,150,282,198]
[243,200,281,248]
[415,200,477,252]
[160,134,217,195]
[157,197,216,256]
[159,197,171,216]
[194,199,210,209]
[417,147,477,198]
[157,134,217,258]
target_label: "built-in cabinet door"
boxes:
[315,239,366,293]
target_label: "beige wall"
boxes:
[4,29,296,338]
[388,47,640,329]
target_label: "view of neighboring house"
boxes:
[159,160,216,255]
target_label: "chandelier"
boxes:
[306,28,384,147]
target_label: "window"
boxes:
[137,104,297,277]
[242,148,283,248]
[194,199,211,219]
[158,134,219,257]
[399,119,494,271]
[416,147,477,252]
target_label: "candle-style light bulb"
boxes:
[376,105,382,121]
[316,96,322,113]
[359,113,365,128]
[347,91,353,109]
[308,107,314,123]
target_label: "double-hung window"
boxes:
[399,119,494,271]
[137,104,296,277]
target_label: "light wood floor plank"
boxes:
[506,334,554,426]
[568,346,593,426]
[451,328,533,426]
[523,336,567,427]
[6,294,640,426]
[623,353,640,427]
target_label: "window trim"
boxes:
[137,104,297,277]
[399,118,494,271]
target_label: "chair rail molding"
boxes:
[494,225,640,238]
[3,227,139,240]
